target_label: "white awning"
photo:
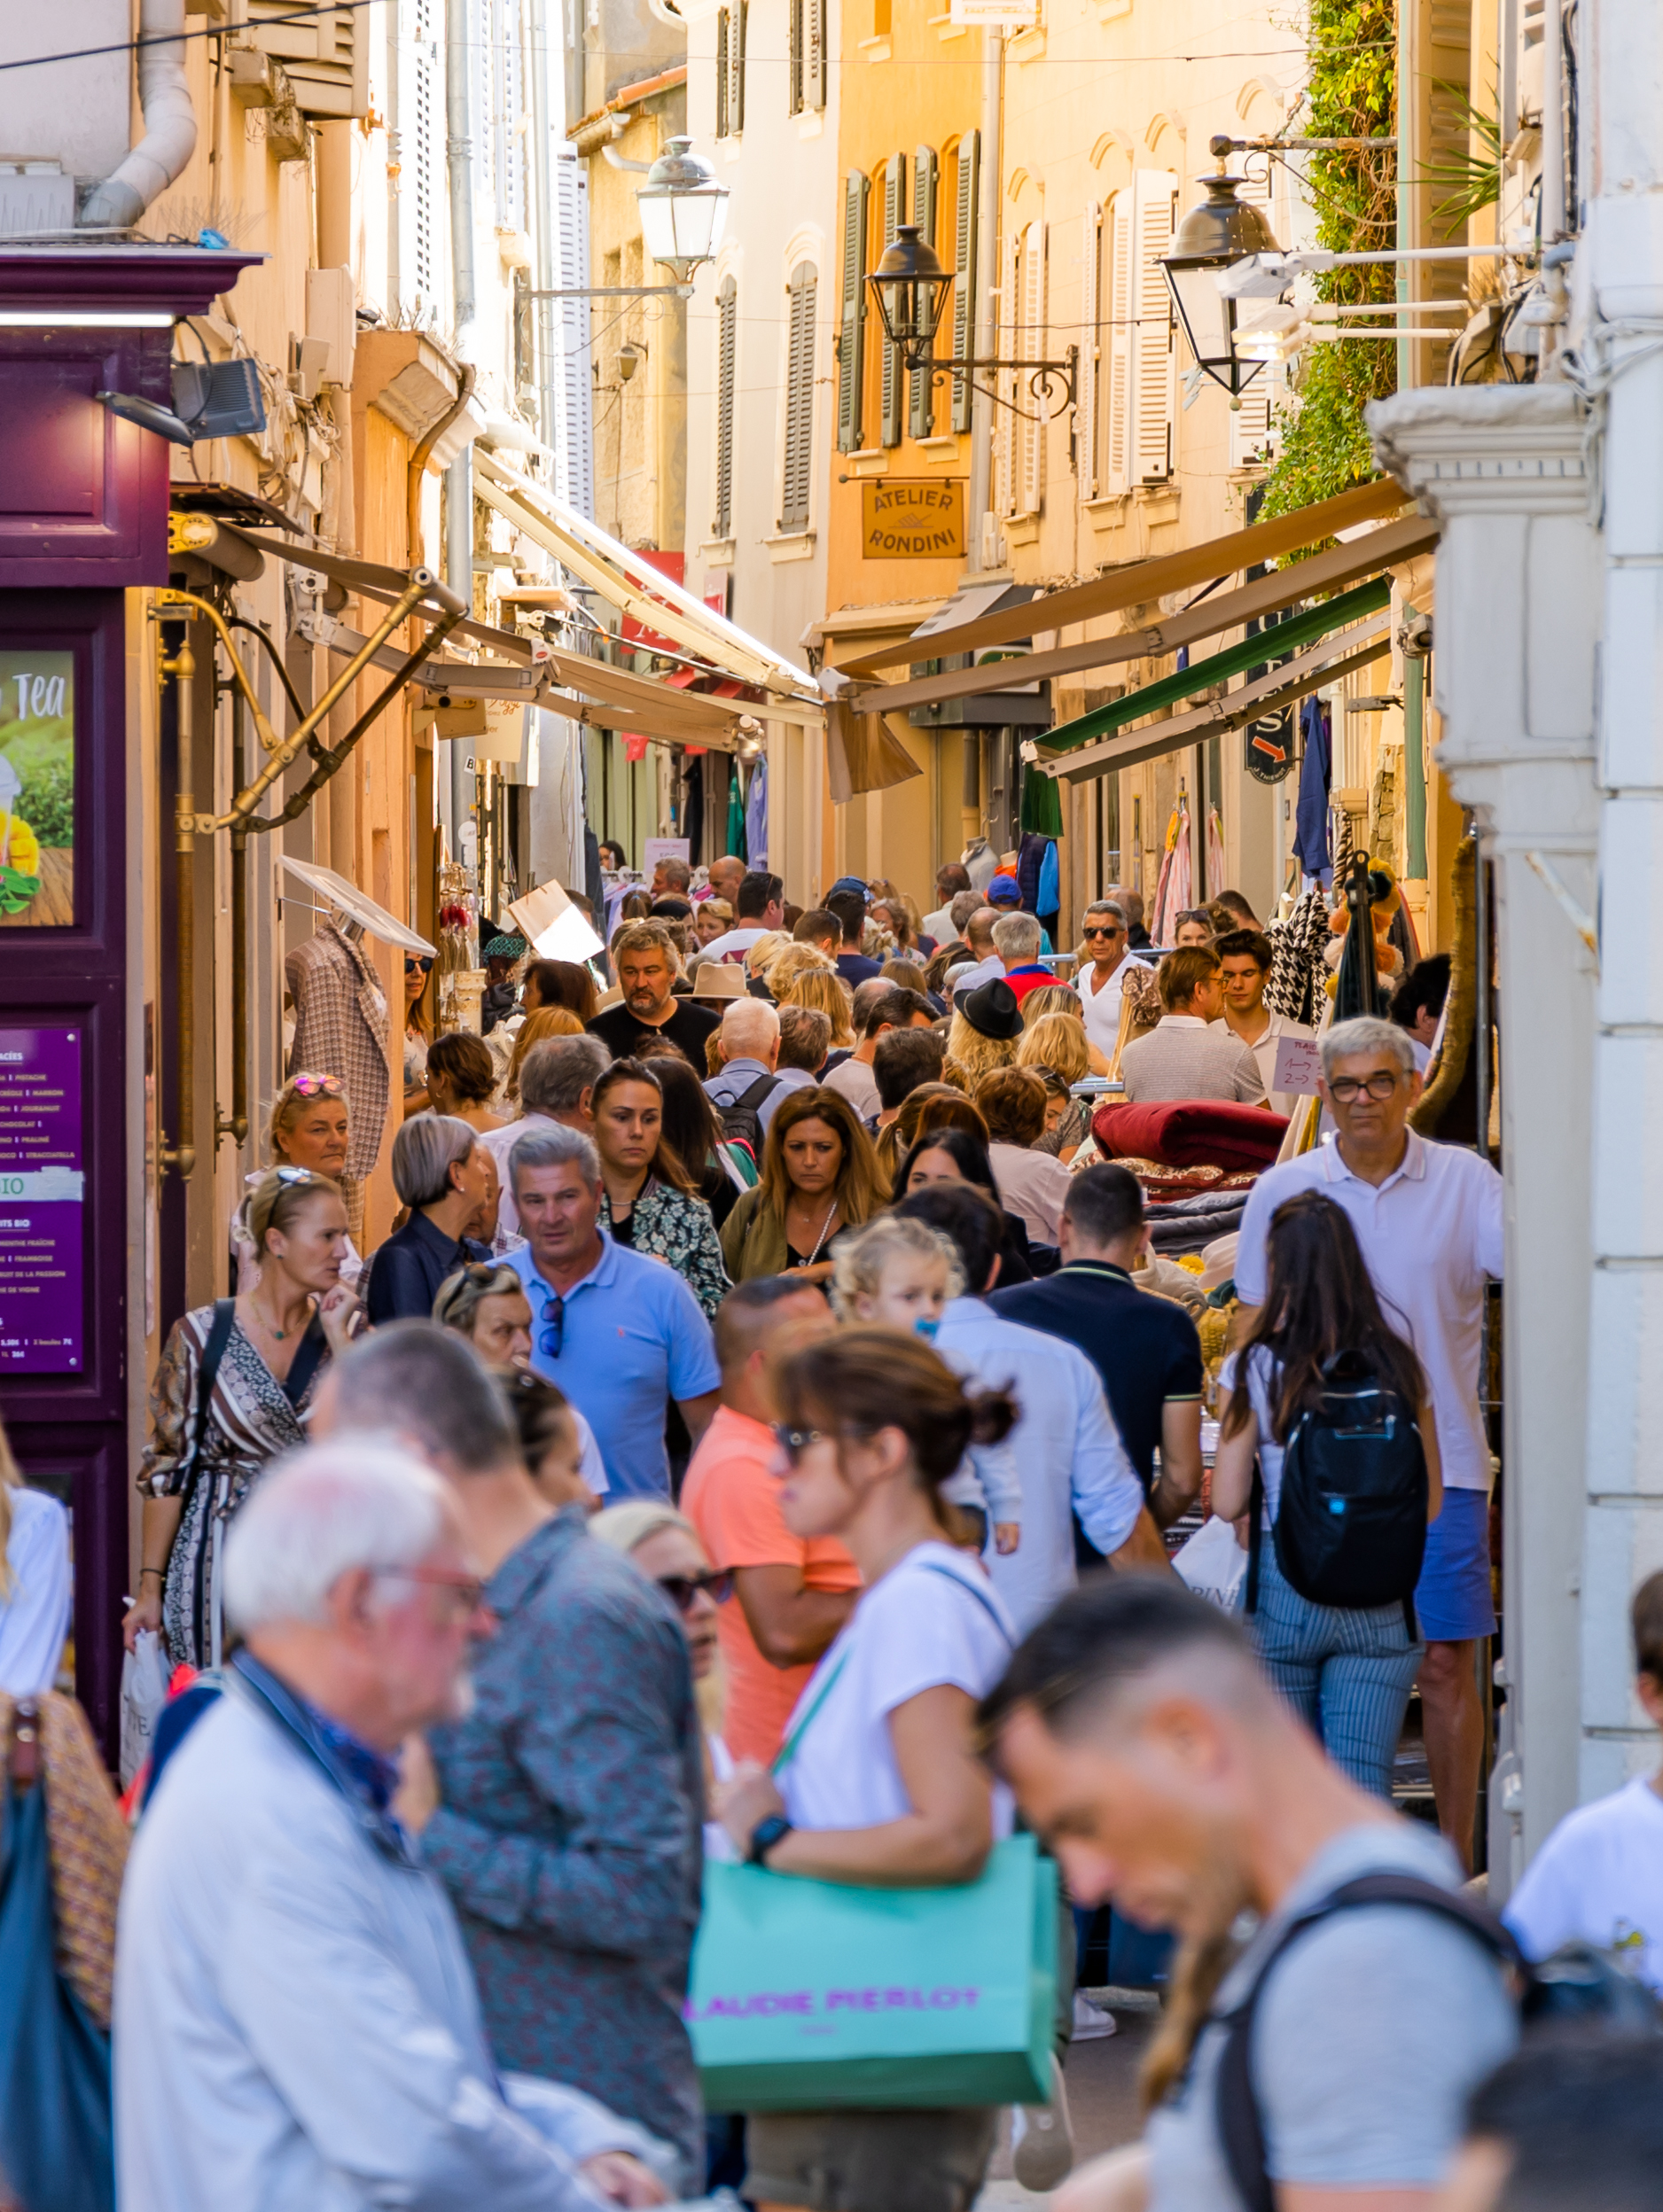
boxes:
[472,449,822,717]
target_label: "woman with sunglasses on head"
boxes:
[230,1073,363,1294]
[714,1330,1019,2212]
[403,952,435,1111]
[127,1166,359,1669]
[718,1087,886,1286]
[590,1058,731,1319]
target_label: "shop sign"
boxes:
[860,480,966,561]
[0,652,74,925]
[949,0,1039,20]
[0,1027,84,1373]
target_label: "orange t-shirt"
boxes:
[682,1404,862,1766]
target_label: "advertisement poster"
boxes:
[0,1028,85,1373]
[0,651,74,926]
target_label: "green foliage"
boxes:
[15,759,73,850]
[1256,0,1398,530]
[1423,87,1502,229]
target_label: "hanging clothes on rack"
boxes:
[1151,793,1193,946]
[285,923,390,1186]
[1206,805,1226,905]
[745,753,769,869]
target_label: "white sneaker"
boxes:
[1011,2053,1076,2193]
[1071,1990,1118,2040]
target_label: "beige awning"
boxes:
[841,476,1409,678]
[845,514,1435,716]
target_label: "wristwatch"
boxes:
[746,1812,793,1866]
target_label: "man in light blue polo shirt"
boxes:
[505,1125,721,1499]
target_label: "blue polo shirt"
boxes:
[507,1232,722,1498]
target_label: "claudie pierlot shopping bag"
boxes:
[687,1831,1058,2111]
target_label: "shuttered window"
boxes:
[950,130,979,433]
[910,145,939,440]
[836,169,871,453]
[554,155,595,516]
[780,262,817,530]
[1016,220,1046,515]
[1228,167,1278,470]
[1102,191,1133,493]
[240,0,369,117]
[789,0,824,113]
[879,152,907,448]
[1131,170,1178,484]
[715,9,730,138]
[410,0,438,305]
[715,276,738,537]
[1078,200,1100,498]
[731,0,748,136]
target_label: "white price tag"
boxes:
[1272,1034,1324,1096]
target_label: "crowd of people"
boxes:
[0,852,1651,2211]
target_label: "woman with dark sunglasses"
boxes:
[403,952,435,1112]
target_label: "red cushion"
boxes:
[1091,1098,1289,1172]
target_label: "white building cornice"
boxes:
[1368,386,1591,521]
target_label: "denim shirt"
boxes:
[421,1508,705,2177]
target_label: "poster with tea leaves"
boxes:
[0,652,74,927]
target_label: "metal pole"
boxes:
[1403,607,1427,879]
[159,638,197,1180]
[1473,826,1490,1157]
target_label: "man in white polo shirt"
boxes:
[1233,1014,1503,1873]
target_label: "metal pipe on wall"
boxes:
[159,638,197,1180]
[1403,611,1428,881]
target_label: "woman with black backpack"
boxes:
[1213,1189,1442,1795]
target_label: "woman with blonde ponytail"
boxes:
[0,1413,71,1696]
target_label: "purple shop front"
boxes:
[0,1027,85,1374]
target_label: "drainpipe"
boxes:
[446,0,480,879]
[1402,605,1427,879]
[81,0,198,229]
[967,26,1003,569]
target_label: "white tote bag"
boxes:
[119,1628,170,1788]
[1173,1515,1249,1613]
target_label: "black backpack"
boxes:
[716,1071,780,1161]
[1212,1873,1663,2212]
[1247,1347,1428,1635]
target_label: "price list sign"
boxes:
[0,1028,84,1373]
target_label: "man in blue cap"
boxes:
[825,883,882,985]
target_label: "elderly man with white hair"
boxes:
[1233,1013,1505,1878]
[701,993,785,1147]
[113,1443,675,2209]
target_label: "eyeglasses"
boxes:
[1081,925,1123,940]
[274,1164,323,1186]
[773,1424,827,1465]
[291,1073,346,1098]
[374,1567,488,1619]
[655,1568,733,1613]
[539,1292,566,1360]
[406,954,435,974]
[1328,1071,1402,1103]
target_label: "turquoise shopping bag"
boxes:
[686,1833,1058,2111]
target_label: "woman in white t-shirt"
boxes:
[715,1327,1019,2212]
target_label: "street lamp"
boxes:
[1160,144,1283,397]
[635,136,731,286]
[868,224,955,371]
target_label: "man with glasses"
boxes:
[504,1125,721,1499]
[1072,899,1153,1057]
[1233,1015,1504,1874]
[316,1325,703,2195]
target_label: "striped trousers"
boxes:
[1250,1543,1423,1797]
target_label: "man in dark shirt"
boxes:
[826,886,882,985]
[588,917,721,1064]
[989,1163,1204,1531]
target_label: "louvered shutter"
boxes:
[1229,167,1277,468]
[715,278,738,536]
[879,152,906,448]
[715,10,730,138]
[836,170,871,452]
[1103,191,1132,492]
[789,0,803,114]
[1078,199,1100,498]
[950,129,980,434]
[1016,221,1046,514]
[554,156,595,517]
[733,0,748,136]
[1131,171,1177,483]
[238,0,370,118]
[410,0,439,303]
[781,264,817,530]
[805,0,826,109]
[995,226,1019,516]
[910,146,940,439]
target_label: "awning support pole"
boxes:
[157,635,197,1182]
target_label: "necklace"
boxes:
[247,1296,291,1342]
[792,1196,838,1267]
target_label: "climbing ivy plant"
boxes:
[1256,0,1398,531]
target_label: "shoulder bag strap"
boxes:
[1214,1873,1516,2212]
[1244,1460,1264,1618]
[737,1071,781,1111]
[769,1649,851,1778]
[187,1300,237,1486]
[280,1313,330,1412]
[919,1559,1016,1648]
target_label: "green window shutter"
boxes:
[781,262,817,530]
[836,170,870,453]
[951,129,980,433]
[789,0,803,114]
[715,10,730,138]
[805,0,826,108]
[879,151,906,448]
[910,144,939,440]
[715,277,738,536]
[734,0,748,136]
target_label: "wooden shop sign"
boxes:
[860,479,965,560]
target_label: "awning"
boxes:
[842,476,1409,677]
[1040,611,1392,784]
[846,514,1434,716]
[1038,577,1393,759]
[279,855,435,954]
[472,448,822,717]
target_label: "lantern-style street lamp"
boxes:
[864,225,1077,419]
[634,136,731,286]
[1160,144,1284,396]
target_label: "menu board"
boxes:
[0,1028,84,1373]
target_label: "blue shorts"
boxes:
[1414,1485,1496,1643]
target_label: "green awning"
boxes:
[1039,577,1393,756]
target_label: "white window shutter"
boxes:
[715,10,730,138]
[1103,191,1133,493]
[1017,220,1045,515]
[1131,170,1177,484]
[806,0,827,110]
[238,0,371,117]
[554,155,595,518]
[1229,166,1278,469]
[995,225,1019,516]
[1078,200,1100,499]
